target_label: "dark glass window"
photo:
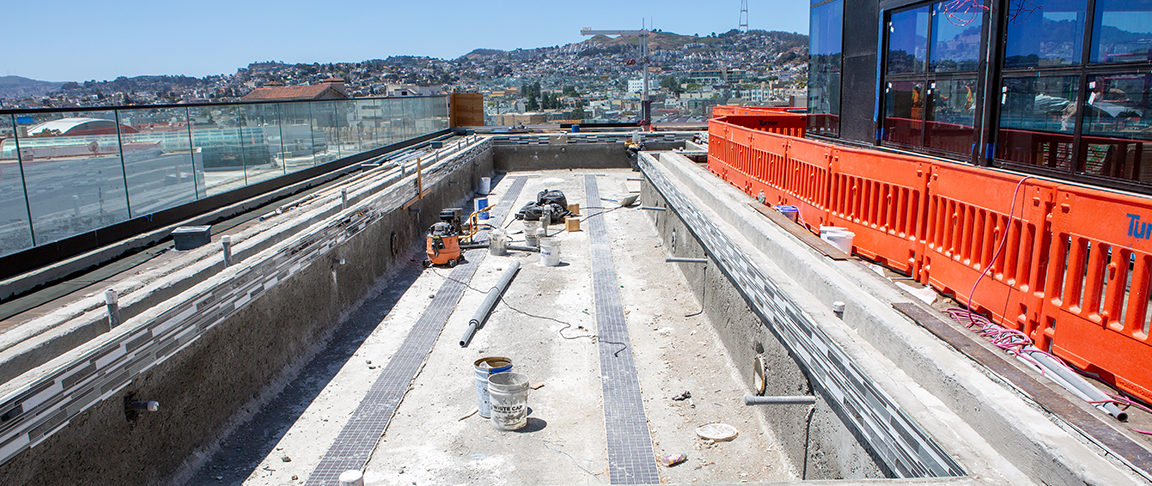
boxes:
[996,75,1079,170]
[808,0,843,137]
[1091,0,1152,63]
[930,5,986,72]
[1079,73,1152,181]
[883,80,926,149]
[1004,0,1087,68]
[926,77,980,154]
[888,6,931,74]
[883,2,983,157]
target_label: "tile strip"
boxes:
[584,175,660,485]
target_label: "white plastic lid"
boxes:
[696,423,739,441]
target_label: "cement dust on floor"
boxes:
[232,169,793,485]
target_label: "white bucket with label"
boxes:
[820,226,855,255]
[488,372,529,430]
[474,357,512,418]
[540,238,560,266]
[479,177,491,195]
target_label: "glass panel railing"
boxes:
[311,101,340,165]
[0,114,33,257]
[16,110,131,246]
[356,99,382,151]
[278,102,317,173]
[0,95,448,259]
[239,103,285,187]
[192,105,248,197]
[119,106,199,216]
[336,101,360,156]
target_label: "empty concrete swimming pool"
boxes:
[0,135,1147,485]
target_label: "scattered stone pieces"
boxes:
[291,475,298,480]
[672,391,692,401]
[281,455,292,462]
[530,382,545,390]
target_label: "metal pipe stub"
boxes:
[743,395,816,405]
[666,257,708,264]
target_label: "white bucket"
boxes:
[474,357,513,418]
[540,238,560,266]
[488,372,530,430]
[479,177,491,195]
[524,220,540,247]
[489,229,507,256]
[820,227,855,254]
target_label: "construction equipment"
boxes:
[460,203,496,244]
[424,208,467,268]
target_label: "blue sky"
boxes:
[5,0,809,82]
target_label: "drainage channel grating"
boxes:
[306,177,528,485]
[584,175,661,485]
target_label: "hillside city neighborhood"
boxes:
[0,29,808,124]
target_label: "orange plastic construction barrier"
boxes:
[1042,187,1152,402]
[828,146,930,275]
[705,106,1152,403]
[919,163,1057,335]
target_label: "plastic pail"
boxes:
[479,177,491,195]
[775,205,799,222]
[489,229,507,256]
[474,357,513,418]
[820,227,855,254]
[524,220,540,247]
[476,198,489,220]
[540,238,560,266]
[488,372,530,430]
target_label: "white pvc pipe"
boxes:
[461,261,520,347]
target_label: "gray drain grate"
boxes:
[584,175,660,485]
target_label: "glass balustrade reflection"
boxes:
[278,102,317,173]
[356,100,382,151]
[17,111,131,246]
[336,101,360,156]
[191,105,249,197]
[239,103,286,187]
[0,96,448,259]
[119,106,199,216]
[0,114,33,258]
[311,101,340,165]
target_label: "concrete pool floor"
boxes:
[187,169,794,485]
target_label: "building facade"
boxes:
[808,0,1152,193]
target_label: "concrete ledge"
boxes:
[641,151,1150,485]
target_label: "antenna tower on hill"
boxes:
[739,0,749,32]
